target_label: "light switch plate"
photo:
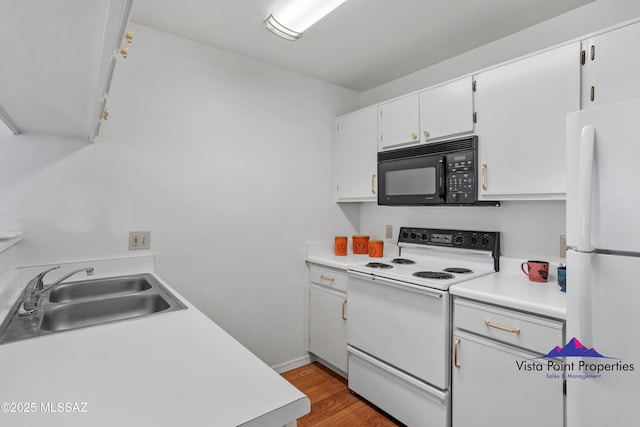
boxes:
[129,231,151,250]
[385,225,393,239]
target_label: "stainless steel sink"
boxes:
[0,273,187,344]
[41,293,171,332]
[48,276,152,303]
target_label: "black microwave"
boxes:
[378,136,497,206]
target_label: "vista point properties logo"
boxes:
[515,337,635,380]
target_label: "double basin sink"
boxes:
[0,273,187,344]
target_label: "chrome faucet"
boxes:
[21,266,94,313]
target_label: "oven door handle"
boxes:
[438,155,446,201]
[348,270,444,299]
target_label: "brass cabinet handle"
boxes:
[454,338,461,368]
[125,29,133,44]
[411,132,418,140]
[341,300,347,320]
[481,163,488,191]
[485,320,521,334]
[320,275,334,282]
[371,174,376,195]
[423,130,430,138]
[120,47,128,58]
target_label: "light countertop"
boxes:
[0,259,309,426]
[305,243,566,320]
[305,241,398,270]
[449,258,566,320]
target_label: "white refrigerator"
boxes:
[566,97,640,425]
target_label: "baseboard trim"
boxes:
[272,354,313,373]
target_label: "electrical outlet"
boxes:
[385,225,393,239]
[129,231,151,250]
[560,235,567,258]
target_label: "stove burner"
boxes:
[391,258,416,265]
[443,267,473,274]
[365,262,393,269]
[412,271,455,280]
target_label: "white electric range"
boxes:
[347,227,500,427]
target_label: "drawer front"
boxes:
[454,299,564,354]
[348,346,449,427]
[309,265,347,292]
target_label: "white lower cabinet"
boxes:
[452,298,565,427]
[308,265,347,373]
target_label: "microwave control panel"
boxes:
[446,151,476,204]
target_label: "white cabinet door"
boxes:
[475,42,580,200]
[336,107,378,201]
[419,76,474,143]
[581,21,640,108]
[309,285,347,373]
[378,94,420,150]
[452,331,564,427]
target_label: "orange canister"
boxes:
[334,236,348,256]
[368,240,384,258]
[352,235,370,254]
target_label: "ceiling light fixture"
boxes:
[264,0,348,41]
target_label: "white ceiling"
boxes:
[132,0,594,92]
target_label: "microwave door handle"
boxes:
[438,156,446,201]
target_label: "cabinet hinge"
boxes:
[472,80,477,92]
[473,112,477,123]
[590,45,596,61]
[580,50,586,65]
[590,86,595,102]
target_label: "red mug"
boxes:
[521,260,549,282]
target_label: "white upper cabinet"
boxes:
[378,94,420,150]
[419,77,474,143]
[474,42,580,200]
[0,0,135,142]
[581,21,640,108]
[336,107,378,201]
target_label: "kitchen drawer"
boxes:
[348,346,449,427]
[454,298,563,354]
[309,265,347,293]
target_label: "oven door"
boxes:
[378,152,445,205]
[347,270,450,390]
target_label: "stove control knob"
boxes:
[482,236,490,246]
[454,235,465,245]
[421,233,428,240]
[471,235,478,245]
[411,232,417,239]
[402,231,409,239]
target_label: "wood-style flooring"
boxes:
[281,362,403,427]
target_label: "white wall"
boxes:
[356,0,640,264]
[0,24,360,367]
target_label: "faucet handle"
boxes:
[33,266,61,289]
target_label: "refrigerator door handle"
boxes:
[567,251,594,372]
[577,125,595,253]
